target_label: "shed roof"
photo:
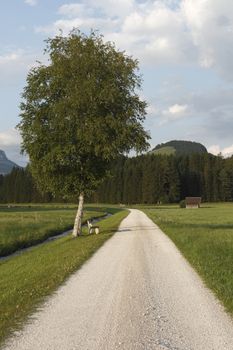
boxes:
[185,197,202,205]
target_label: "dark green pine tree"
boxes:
[219,168,232,201]
[211,156,223,202]
[123,159,134,204]
[141,155,154,204]
[167,157,180,202]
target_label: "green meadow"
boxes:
[0,205,106,257]
[143,203,233,315]
[0,207,128,346]
[2,201,233,345]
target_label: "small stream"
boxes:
[0,213,112,262]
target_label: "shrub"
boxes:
[179,200,186,208]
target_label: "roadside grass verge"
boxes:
[143,203,233,315]
[0,208,128,346]
[0,205,106,257]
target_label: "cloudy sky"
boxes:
[1,0,233,165]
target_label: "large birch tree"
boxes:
[18,30,150,236]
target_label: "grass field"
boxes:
[143,203,233,315]
[0,205,107,257]
[0,207,128,346]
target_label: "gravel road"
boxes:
[4,209,233,350]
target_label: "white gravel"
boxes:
[3,209,233,350]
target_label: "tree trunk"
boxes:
[72,192,84,237]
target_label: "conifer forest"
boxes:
[1,153,233,204]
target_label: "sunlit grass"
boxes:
[143,203,233,315]
[0,208,128,346]
[0,205,106,257]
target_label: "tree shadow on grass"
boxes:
[101,226,158,233]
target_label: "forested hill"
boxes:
[151,140,208,156]
[0,150,19,175]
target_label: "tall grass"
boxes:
[143,203,233,315]
[0,205,105,257]
[0,208,128,346]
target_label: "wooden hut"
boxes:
[185,197,201,209]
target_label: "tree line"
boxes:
[0,167,52,203]
[92,153,233,204]
[0,153,232,204]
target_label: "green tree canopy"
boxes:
[18,29,150,235]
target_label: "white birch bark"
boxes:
[72,192,84,237]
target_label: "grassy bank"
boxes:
[0,205,106,257]
[0,208,128,346]
[143,203,233,315]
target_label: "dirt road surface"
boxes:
[4,209,233,350]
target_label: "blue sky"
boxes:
[1,0,233,165]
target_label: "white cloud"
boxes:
[24,0,37,6]
[36,1,196,65]
[222,145,233,157]
[58,1,134,18]
[208,144,233,157]
[167,104,188,115]
[208,145,221,156]
[161,103,188,123]
[0,51,22,65]
[36,18,119,36]
[151,103,189,126]
[0,129,21,147]
[182,0,233,78]
[58,4,91,18]
[0,49,44,80]
[82,0,134,18]
[35,0,233,79]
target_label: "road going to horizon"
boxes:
[4,209,233,350]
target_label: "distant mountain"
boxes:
[151,140,208,156]
[0,150,20,175]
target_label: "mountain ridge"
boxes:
[0,150,20,175]
[151,140,208,156]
